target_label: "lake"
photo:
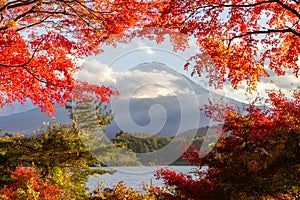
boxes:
[87,166,197,192]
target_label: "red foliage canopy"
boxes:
[155,90,300,199]
[0,166,65,200]
[145,0,300,91]
[0,0,151,114]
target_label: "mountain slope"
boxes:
[0,62,243,136]
[0,106,70,134]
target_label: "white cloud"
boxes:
[114,70,196,99]
[75,59,116,84]
[131,84,175,98]
[76,60,197,99]
[220,72,300,104]
[136,41,155,55]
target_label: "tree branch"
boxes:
[0,36,65,87]
[0,0,37,13]
[192,0,277,13]
[0,36,46,69]
[275,0,300,19]
[227,28,300,49]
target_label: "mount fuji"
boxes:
[0,62,242,137]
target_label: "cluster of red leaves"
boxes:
[92,182,157,200]
[0,0,157,114]
[156,90,300,199]
[2,0,299,114]
[145,0,300,91]
[153,168,214,200]
[0,166,65,200]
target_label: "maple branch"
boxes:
[64,3,101,30]
[0,36,65,87]
[191,0,277,13]
[73,0,111,17]
[15,6,71,32]
[227,28,300,49]
[275,0,300,19]
[251,28,300,36]
[0,36,46,69]
[0,0,38,13]
[14,5,37,22]
[0,1,38,31]
[188,0,300,23]
[184,1,278,26]
[16,15,53,32]
[0,0,111,32]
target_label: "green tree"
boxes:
[0,123,111,199]
[0,100,117,199]
[68,100,142,167]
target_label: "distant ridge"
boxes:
[0,106,70,134]
[0,62,244,136]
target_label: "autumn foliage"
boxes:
[90,182,161,200]
[2,0,299,113]
[155,90,300,199]
[145,0,300,91]
[0,166,65,200]
[1,0,300,199]
[0,0,153,114]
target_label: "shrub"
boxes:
[0,166,65,200]
[90,182,160,200]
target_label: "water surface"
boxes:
[87,166,197,192]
